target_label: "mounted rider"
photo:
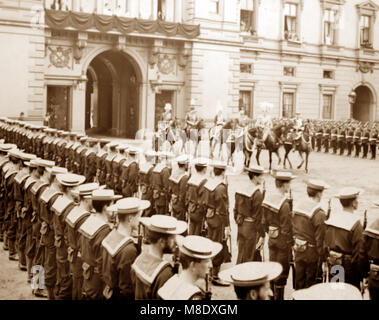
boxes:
[255,102,273,147]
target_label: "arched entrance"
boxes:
[353,85,374,122]
[85,50,140,138]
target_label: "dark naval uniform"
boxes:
[101,230,138,300]
[292,199,326,289]
[169,170,189,222]
[338,127,346,156]
[4,166,18,259]
[131,250,174,300]
[324,211,365,289]
[122,158,139,198]
[346,126,354,156]
[64,205,90,300]
[151,163,171,215]
[369,128,378,160]
[362,128,370,158]
[203,177,229,278]
[78,214,111,300]
[84,148,97,183]
[104,153,117,189]
[330,126,338,154]
[234,184,264,264]
[186,174,208,236]
[96,148,107,185]
[112,154,126,195]
[262,192,293,298]
[354,127,362,157]
[315,126,323,152]
[361,219,379,301]
[138,161,154,217]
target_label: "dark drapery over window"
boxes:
[45,9,200,38]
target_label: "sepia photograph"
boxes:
[0,0,378,308]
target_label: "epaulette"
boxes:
[139,162,153,174]
[325,211,362,232]
[101,229,134,258]
[78,215,110,240]
[153,163,167,173]
[158,274,202,300]
[30,180,49,195]
[293,199,322,219]
[236,185,260,198]
[40,187,62,204]
[204,177,225,192]
[14,171,30,185]
[51,195,74,216]
[131,251,170,286]
[187,174,207,187]
[4,169,17,180]
[85,149,96,157]
[65,206,90,229]
[262,193,287,213]
[169,172,188,184]
[24,177,37,191]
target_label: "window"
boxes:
[282,92,295,118]
[240,0,255,34]
[157,0,166,20]
[324,9,336,45]
[360,15,372,48]
[283,66,295,77]
[240,63,253,74]
[239,91,253,118]
[323,70,334,79]
[209,0,220,14]
[322,94,333,119]
[284,3,298,41]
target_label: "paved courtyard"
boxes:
[0,146,378,300]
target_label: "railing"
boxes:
[44,0,183,23]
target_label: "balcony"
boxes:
[44,0,200,39]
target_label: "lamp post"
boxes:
[348,90,357,120]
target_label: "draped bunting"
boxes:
[45,10,200,39]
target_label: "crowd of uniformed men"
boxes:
[0,117,378,301]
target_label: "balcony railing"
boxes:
[44,0,183,23]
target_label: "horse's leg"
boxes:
[287,148,293,169]
[297,150,304,169]
[283,148,287,169]
[256,148,261,166]
[269,151,272,171]
[305,151,309,173]
[276,148,282,166]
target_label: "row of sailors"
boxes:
[0,119,379,300]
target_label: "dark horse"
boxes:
[292,126,312,173]
[256,124,286,171]
[243,126,257,167]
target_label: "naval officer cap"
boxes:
[292,283,362,300]
[219,262,283,287]
[176,235,222,260]
[335,187,362,200]
[139,215,187,235]
[306,179,330,191]
[56,173,86,187]
[107,197,150,215]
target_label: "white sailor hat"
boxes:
[0,144,17,152]
[219,262,283,287]
[176,235,222,260]
[272,171,296,181]
[72,183,105,198]
[107,197,150,215]
[210,160,227,170]
[292,283,362,300]
[191,157,210,167]
[335,187,362,200]
[89,189,122,201]
[306,179,330,191]
[174,155,190,165]
[31,159,55,168]
[56,173,86,187]
[139,215,187,235]
[245,164,267,175]
[46,166,68,176]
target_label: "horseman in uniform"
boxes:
[255,102,273,148]
[184,99,200,142]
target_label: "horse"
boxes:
[243,126,258,167]
[291,126,312,173]
[256,124,285,171]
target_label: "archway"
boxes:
[85,50,140,138]
[353,85,373,122]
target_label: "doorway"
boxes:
[46,85,71,130]
[155,90,174,130]
[353,85,373,122]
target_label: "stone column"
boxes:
[71,82,86,132]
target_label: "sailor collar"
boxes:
[97,150,107,158]
[113,154,126,164]
[24,177,37,191]
[30,180,49,196]
[64,141,74,149]
[262,192,287,213]
[235,184,260,198]
[85,148,96,157]
[65,205,91,229]
[169,171,188,184]
[105,154,117,162]
[78,214,110,240]
[158,274,202,300]
[204,177,225,192]
[14,171,30,185]
[139,162,153,174]
[51,195,75,217]
[293,199,322,219]
[40,187,62,204]
[187,174,207,187]
[71,142,81,151]
[153,162,168,173]
[101,229,134,258]
[325,211,362,232]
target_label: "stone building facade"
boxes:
[0,0,379,137]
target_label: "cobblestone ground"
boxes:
[0,145,377,300]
